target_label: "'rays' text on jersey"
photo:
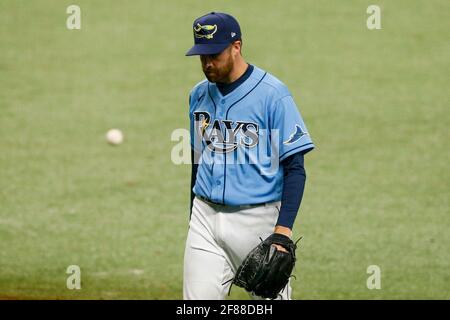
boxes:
[194,111,259,153]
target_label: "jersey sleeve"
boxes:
[270,95,315,161]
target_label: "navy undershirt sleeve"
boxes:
[276,152,307,229]
[190,148,199,219]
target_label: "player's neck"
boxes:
[223,58,248,84]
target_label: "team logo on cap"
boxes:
[194,23,218,39]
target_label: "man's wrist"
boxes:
[274,225,292,238]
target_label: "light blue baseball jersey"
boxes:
[189,65,314,205]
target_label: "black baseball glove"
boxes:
[233,233,298,299]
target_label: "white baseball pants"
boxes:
[183,196,292,300]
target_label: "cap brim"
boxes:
[185,43,230,56]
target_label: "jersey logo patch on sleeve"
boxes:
[283,124,308,145]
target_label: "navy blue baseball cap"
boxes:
[185,12,242,56]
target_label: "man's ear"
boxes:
[232,40,242,56]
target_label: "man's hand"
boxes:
[273,225,292,252]
[234,233,298,299]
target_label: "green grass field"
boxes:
[0,0,449,299]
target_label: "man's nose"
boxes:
[202,55,213,66]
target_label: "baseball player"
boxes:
[184,12,315,300]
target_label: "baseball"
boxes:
[106,129,124,145]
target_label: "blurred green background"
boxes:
[0,0,449,299]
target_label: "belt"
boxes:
[196,195,277,209]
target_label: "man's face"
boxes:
[200,44,234,83]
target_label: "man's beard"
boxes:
[203,57,234,83]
